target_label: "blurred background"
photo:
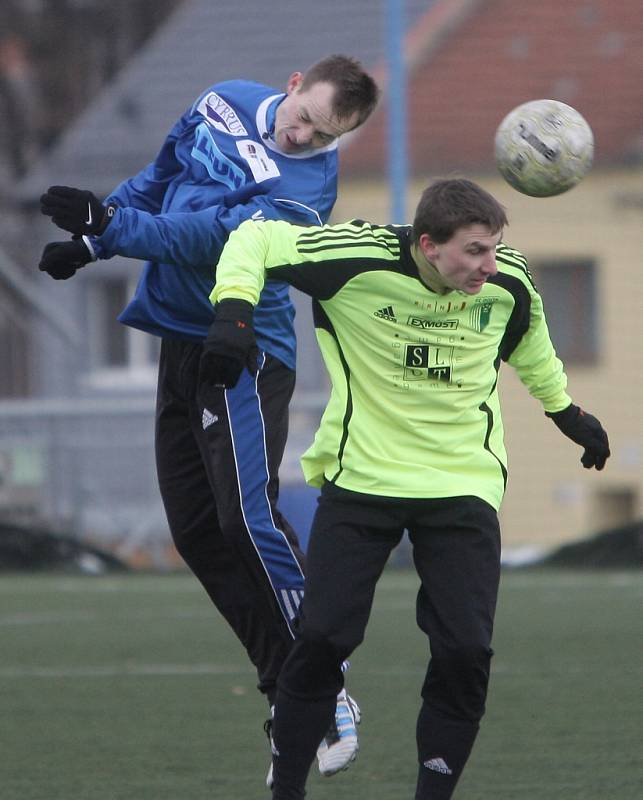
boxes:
[0,0,641,571]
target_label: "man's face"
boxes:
[273,73,360,154]
[419,224,502,295]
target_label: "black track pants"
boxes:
[156,339,305,701]
[272,483,501,799]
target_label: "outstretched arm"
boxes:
[40,185,323,270]
[94,194,321,267]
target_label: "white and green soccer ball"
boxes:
[494,99,594,197]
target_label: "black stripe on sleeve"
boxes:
[496,243,537,291]
[267,258,398,301]
[265,224,411,299]
[487,272,532,362]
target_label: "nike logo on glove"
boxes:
[85,202,93,226]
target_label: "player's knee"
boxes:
[428,642,493,719]
[440,641,492,683]
[170,532,190,561]
[449,641,492,668]
[278,630,345,699]
[168,522,199,562]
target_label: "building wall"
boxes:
[332,166,643,549]
[2,168,639,559]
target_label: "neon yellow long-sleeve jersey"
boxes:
[212,219,571,510]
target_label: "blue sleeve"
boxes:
[103,114,188,214]
[91,194,325,266]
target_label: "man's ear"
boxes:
[418,232,439,261]
[285,72,304,95]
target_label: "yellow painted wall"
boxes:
[332,167,643,551]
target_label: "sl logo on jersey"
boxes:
[469,297,499,332]
[404,343,452,382]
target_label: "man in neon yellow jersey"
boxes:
[201,177,610,800]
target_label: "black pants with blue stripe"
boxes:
[155,339,305,703]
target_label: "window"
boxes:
[590,487,638,533]
[0,288,30,397]
[529,259,598,365]
[98,280,128,367]
[87,277,160,385]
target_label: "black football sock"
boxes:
[271,690,336,800]
[415,703,480,800]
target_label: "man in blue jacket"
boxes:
[39,54,379,785]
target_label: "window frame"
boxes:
[529,257,599,366]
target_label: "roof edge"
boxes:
[405,0,487,72]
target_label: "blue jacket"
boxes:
[90,79,340,370]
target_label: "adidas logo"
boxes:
[201,408,219,430]
[374,305,397,322]
[423,757,453,775]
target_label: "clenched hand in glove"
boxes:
[199,299,258,389]
[40,186,115,236]
[546,404,610,470]
[39,238,94,280]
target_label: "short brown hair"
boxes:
[412,178,508,244]
[301,55,379,129]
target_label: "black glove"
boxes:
[40,186,115,236]
[38,238,93,280]
[546,404,610,470]
[199,299,258,389]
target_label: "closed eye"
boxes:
[298,112,335,145]
[316,132,335,145]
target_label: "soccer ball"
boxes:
[494,99,594,197]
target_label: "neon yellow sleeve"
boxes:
[210,218,303,306]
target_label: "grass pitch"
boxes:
[1,568,641,799]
